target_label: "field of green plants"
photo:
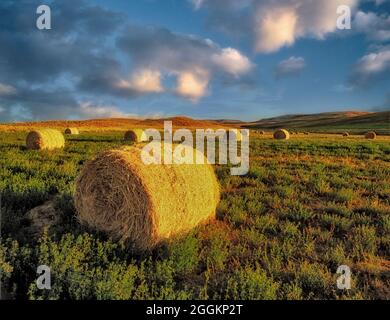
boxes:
[0,131,389,300]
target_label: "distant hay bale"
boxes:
[124,129,147,142]
[343,132,349,137]
[365,131,376,140]
[26,129,65,150]
[74,145,220,250]
[227,129,242,141]
[64,128,79,135]
[258,130,265,135]
[273,129,290,140]
[304,132,309,135]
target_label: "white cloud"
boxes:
[175,68,210,101]
[255,6,298,53]
[192,0,359,53]
[352,46,390,84]
[79,102,130,118]
[118,26,254,102]
[212,48,253,76]
[116,69,164,93]
[356,48,390,74]
[373,0,389,5]
[333,83,354,92]
[254,0,358,53]
[191,0,204,10]
[275,56,306,78]
[0,83,16,95]
[77,102,167,120]
[355,11,390,42]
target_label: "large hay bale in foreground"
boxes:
[26,129,65,150]
[124,129,147,142]
[365,131,376,140]
[64,127,79,135]
[273,129,290,140]
[74,145,220,250]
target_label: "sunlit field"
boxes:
[0,131,389,300]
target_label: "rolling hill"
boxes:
[241,111,390,134]
[0,116,228,132]
[0,111,388,134]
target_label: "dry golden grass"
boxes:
[26,129,65,150]
[74,144,220,250]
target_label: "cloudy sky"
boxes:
[0,0,389,122]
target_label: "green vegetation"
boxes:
[0,132,389,300]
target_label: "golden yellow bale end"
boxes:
[64,128,80,135]
[74,145,220,250]
[365,131,376,140]
[26,129,65,150]
[273,129,290,140]
[124,129,148,142]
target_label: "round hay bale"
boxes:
[365,131,376,140]
[273,129,290,140]
[258,130,265,135]
[124,129,147,142]
[74,145,220,250]
[64,128,79,135]
[227,129,242,141]
[342,132,349,137]
[26,129,65,150]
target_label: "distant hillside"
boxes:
[1,111,388,134]
[244,111,390,134]
[0,116,228,132]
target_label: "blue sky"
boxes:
[0,0,389,122]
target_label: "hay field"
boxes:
[0,130,389,300]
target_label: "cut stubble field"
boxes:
[0,131,389,300]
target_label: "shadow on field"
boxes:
[67,138,120,143]
[1,190,87,244]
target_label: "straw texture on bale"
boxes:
[273,129,290,140]
[343,132,349,137]
[124,129,148,142]
[26,129,65,150]
[74,145,220,250]
[64,128,79,135]
[365,131,376,140]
